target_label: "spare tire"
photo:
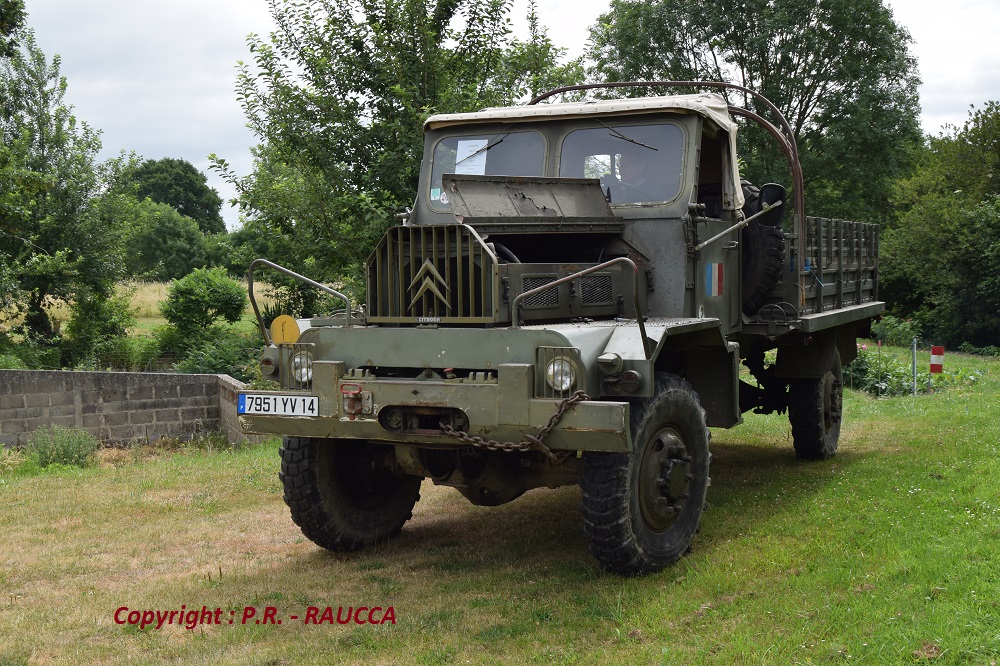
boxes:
[741,221,785,316]
[740,181,785,316]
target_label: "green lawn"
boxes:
[1,351,998,665]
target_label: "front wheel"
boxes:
[279,437,421,551]
[788,351,843,460]
[580,374,711,576]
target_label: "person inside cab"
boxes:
[616,149,656,203]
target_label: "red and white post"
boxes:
[929,346,945,374]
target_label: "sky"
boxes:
[21,0,1000,229]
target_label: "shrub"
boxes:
[0,353,25,369]
[0,331,60,369]
[871,314,922,347]
[845,344,979,397]
[61,288,137,368]
[160,268,247,339]
[175,328,260,381]
[26,426,100,468]
[957,342,1000,357]
[97,334,162,371]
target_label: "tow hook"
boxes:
[341,383,362,420]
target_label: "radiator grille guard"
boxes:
[367,224,499,324]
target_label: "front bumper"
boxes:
[239,361,630,452]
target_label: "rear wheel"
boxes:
[581,374,711,576]
[279,437,421,551]
[788,351,843,460]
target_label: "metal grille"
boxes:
[522,275,559,308]
[280,343,314,390]
[536,346,583,399]
[581,274,614,305]
[367,225,497,324]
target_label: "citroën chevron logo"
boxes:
[407,259,451,312]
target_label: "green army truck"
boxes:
[238,82,882,575]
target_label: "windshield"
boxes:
[559,122,684,204]
[429,130,545,210]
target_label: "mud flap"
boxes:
[684,341,741,428]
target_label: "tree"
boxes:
[131,157,225,234]
[0,0,25,58]
[881,102,1000,347]
[124,199,208,281]
[587,0,922,223]
[211,0,582,306]
[0,30,132,339]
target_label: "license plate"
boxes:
[238,394,318,416]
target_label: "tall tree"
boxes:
[213,0,581,304]
[124,199,208,281]
[587,0,922,223]
[881,102,1000,347]
[131,157,225,234]
[0,0,25,58]
[0,30,130,338]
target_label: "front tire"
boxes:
[279,437,421,551]
[788,351,843,460]
[581,374,711,576]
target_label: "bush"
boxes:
[957,342,1000,357]
[161,268,247,339]
[0,353,25,369]
[871,315,921,347]
[26,426,100,468]
[174,328,260,381]
[0,331,60,369]
[96,334,162,371]
[61,288,137,368]
[845,344,979,397]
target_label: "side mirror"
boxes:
[757,183,786,227]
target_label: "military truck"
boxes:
[238,82,882,575]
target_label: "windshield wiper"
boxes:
[598,120,657,151]
[456,135,507,166]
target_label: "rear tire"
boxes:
[279,437,421,551]
[788,352,843,460]
[581,374,711,576]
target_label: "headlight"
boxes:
[545,357,577,392]
[291,351,313,383]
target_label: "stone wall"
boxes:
[0,370,262,447]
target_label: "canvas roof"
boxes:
[424,93,737,133]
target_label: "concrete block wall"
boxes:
[0,370,263,447]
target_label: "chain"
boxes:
[439,390,590,464]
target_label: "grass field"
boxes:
[1,351,998,665]
[34,281,273,334]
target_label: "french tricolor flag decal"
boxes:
[705,263,723,297]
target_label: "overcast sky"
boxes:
[22,0,1000,229]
